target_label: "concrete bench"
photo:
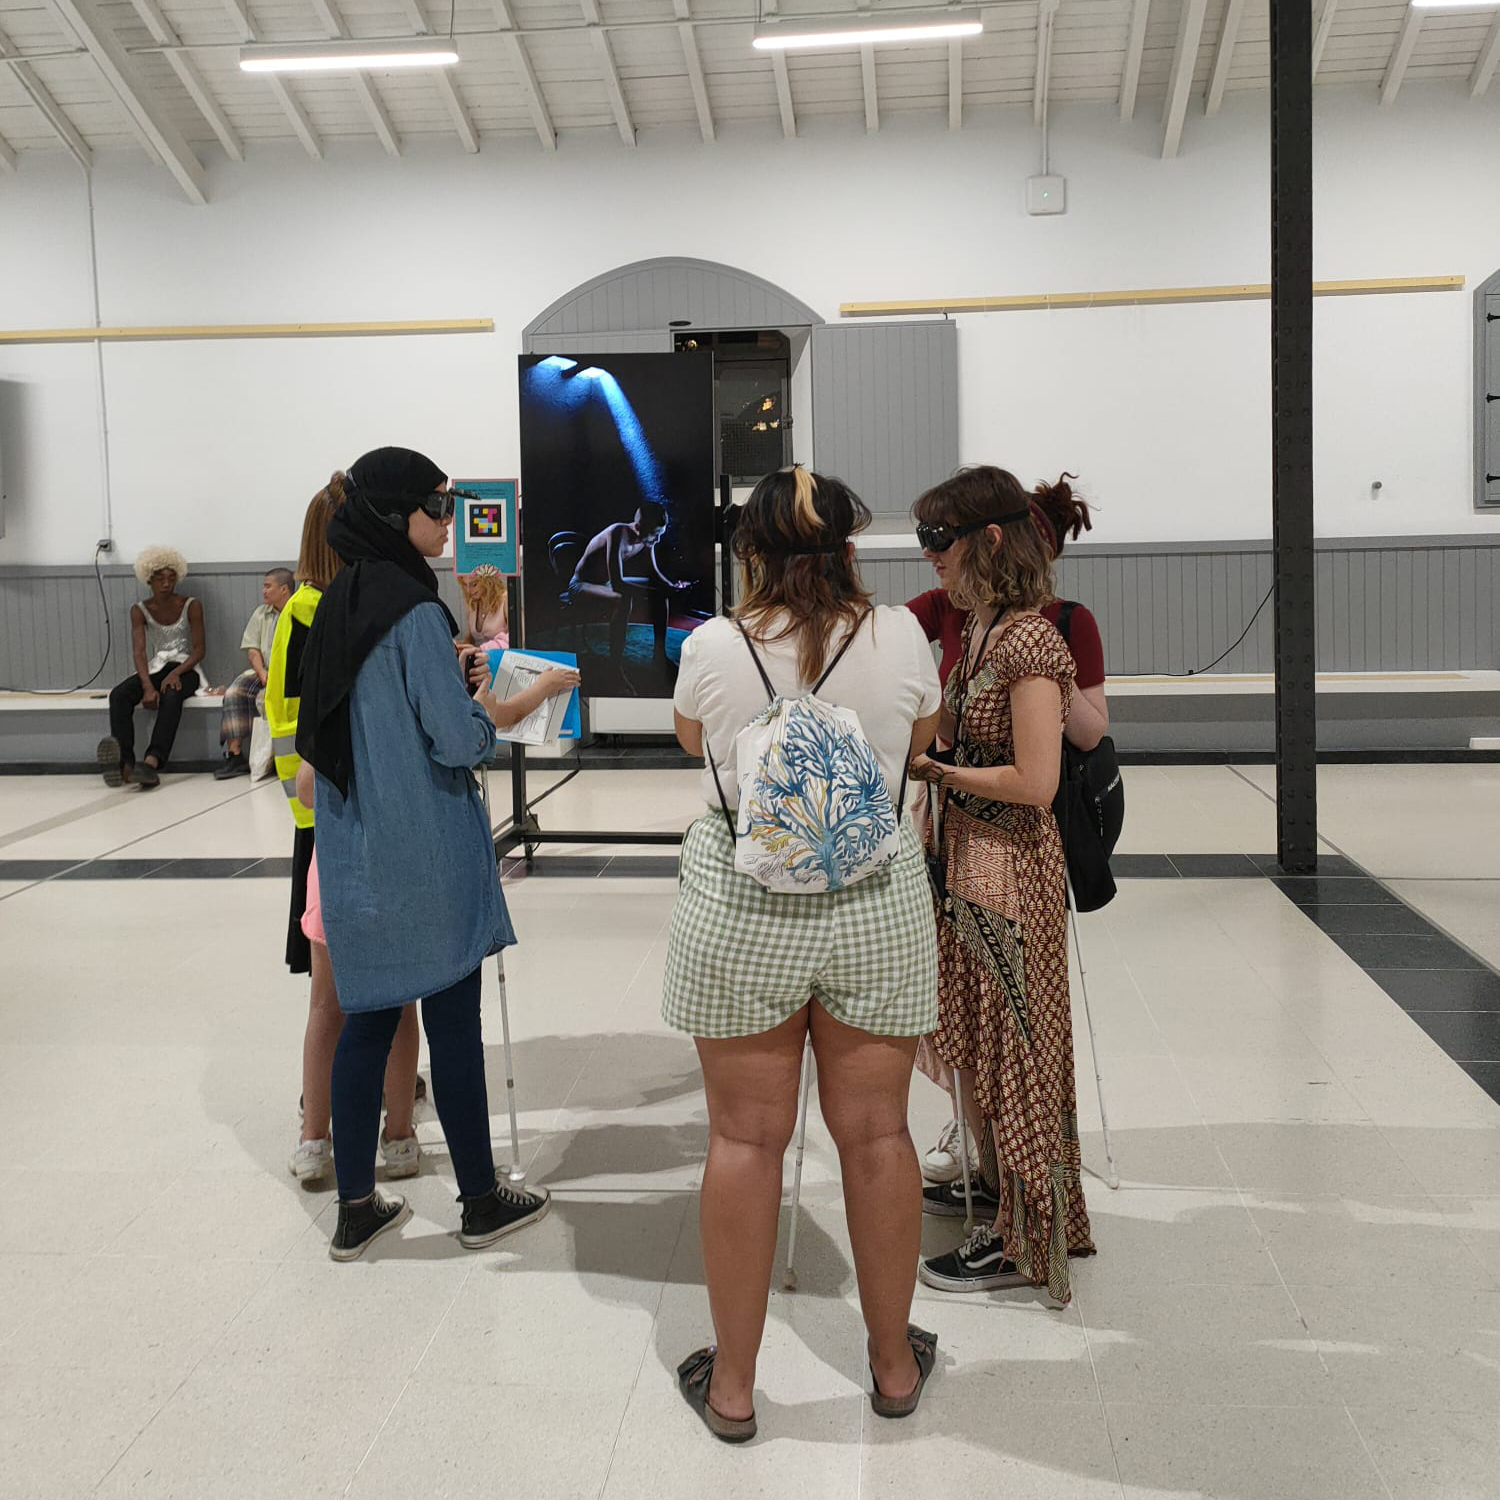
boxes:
[0,688,235,770]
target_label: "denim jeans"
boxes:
[330,964,498,1202]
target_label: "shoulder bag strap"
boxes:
[734,622,779,702]
[704,741,738,841]
[1055,599,1076,644]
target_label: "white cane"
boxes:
[1066,874,1119,1191]
[782,1034,815,1290]
[949,1067,977,1230]
[480,763,527,1188]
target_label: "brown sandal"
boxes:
[869,1324,938,1419]
[677,1346,757,1443]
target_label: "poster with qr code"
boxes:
[452,479,518,576]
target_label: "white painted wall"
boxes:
[1,85,1497,565]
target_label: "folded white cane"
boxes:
[480,763,527,1188]
[783,1034,815,1290]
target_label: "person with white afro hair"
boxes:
[132,544,189,588]
[98,545,206,789]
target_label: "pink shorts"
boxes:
[300,850,326,946]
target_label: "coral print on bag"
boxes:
[737,694,900,893]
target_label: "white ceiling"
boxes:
[0,0,1497,197]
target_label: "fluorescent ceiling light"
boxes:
[239,38,459,73]
[752,9,983,51]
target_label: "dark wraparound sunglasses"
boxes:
[417,487,482,523]
[916,505,1033,553]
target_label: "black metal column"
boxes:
[1270,0,1318,873]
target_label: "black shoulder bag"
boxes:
[1051,601,1124,913]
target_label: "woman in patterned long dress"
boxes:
[907,466,1095,1305]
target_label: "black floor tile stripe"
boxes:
[1267,862,1500,1106]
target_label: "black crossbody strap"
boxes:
[704,741,737,841]
[812,607,874,695]
[1055,599,1077,644]
[734,623,779,702]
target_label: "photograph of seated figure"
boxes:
[519,351,716,699]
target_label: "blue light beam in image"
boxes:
[574,367,666,504]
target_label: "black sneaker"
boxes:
[918,1225,1028,1292]
[329,1192,411,1262]
[136,761,160,789]
[458,1182,551,1248]
[213,751,250,780]
[922,1174,1000,1219]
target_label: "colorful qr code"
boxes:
[467,503,506,541]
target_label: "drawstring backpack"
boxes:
[707,609,906,894]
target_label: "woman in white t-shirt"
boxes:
[665,466,943,1442]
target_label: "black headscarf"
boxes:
[296,447,460,797]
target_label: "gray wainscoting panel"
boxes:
[811,321,959,521]
[0,562,466,694]
[858,534,1500,675]
[5,536,1497,692]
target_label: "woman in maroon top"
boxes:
[907,474,1109,1185]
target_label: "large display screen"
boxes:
[518,352,716,699]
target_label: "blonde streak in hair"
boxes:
[791,466,822,535]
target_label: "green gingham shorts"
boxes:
[661,812,939,1040]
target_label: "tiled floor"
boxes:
[1,763,1498,1498]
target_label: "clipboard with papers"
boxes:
[485,648,582,747]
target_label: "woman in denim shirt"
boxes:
[297,447,578,1262]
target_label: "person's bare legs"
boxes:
[694,1006,808,1422]
[382,1003,420,1140]
[810,1004,923,1400]
[301,941,342,1142]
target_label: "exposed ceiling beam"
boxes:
[0,23,92,167]
[396,0,478,152]
[948,37,961,131]
[764,0,794,138]
[309,0,401,156]
[1033,0,1057,127]
[673,0,714,143]
[1472,11,1500,98]
[46,0,206,202]
[1312,0,1340,76]
[492,0,555,150]
[128,0,243,161]
[1120,0,1150,122]
[861,44,878,132]
[579,0,635,146]
[0,129,15,171]
[772,54,795,137]
[1162,0,1208,159]
[1205,0,1243,117]
[1381,6,1423,108]
[220,0,322,158]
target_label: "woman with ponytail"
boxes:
[267,474,422,1189]
[665,466,944,1441]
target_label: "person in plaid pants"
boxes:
[213,568,294,779]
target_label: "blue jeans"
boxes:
[331,965,498,1202]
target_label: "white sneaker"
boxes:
[380,1131,421,1180]
[289,1136,334,1183]
[920,1120,974,1185]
